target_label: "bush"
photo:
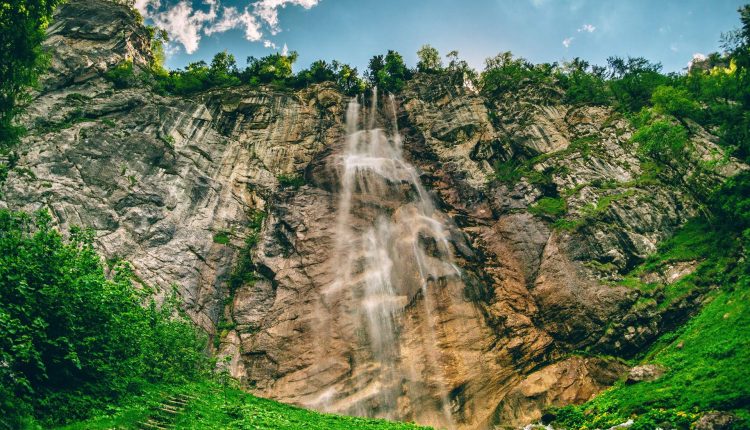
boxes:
[277,174,305,188]
[651,85,701,120]
[632,118,689,162]
[104,60,137,89]
[0,210,209,427]
[529,197,567,219]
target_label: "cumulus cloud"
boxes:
[142,0,320,55]
[562,37,574,48]
[577,23,596,33]
[204,6,262,42]
[134,0,160,15]
[254,0,319,33]
[688,52,707,69]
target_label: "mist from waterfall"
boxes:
[318,88,462,429]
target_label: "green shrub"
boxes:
[0,210,209,427]
[529,197,567,219]
[104,60,137,89]
[277,174,305,188]
[651,85,701,120]
[213,230,230,245]
[632,118,689,162]
[493,158,523,184]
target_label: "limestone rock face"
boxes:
[1,2,745,429]
[494,356,629,426]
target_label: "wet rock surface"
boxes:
[1,2,746,429]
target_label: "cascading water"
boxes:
[318,88,463,429]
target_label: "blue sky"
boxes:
[135,0,747,74]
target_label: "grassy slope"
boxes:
[551,219,750,429]
[57,381,432,430]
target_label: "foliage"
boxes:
[556,57,611,105]
[651,85,700,120]
[104,59,137,89]
[416,44,442,73]
[277,173,305,188]
[480,51,557,100]
[0,210,210,428]
[550,285,750,429]
[0,0,65,179]
[56,380,433,430]
[528,197,567,219]
[213,231,230,245]
[606,56,670,113]
[367,50,412,93]
[240,51,297,87]
[493,158,524,184]
[228,210,266,294]
[294,59,366,95]
[631,118,689,162]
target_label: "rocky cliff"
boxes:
[1,1,745,429]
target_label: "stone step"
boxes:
[139,420,168,430]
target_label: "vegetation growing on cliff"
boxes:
[0,210,210,428]
[546,168,750,429]
[0,0,65,181]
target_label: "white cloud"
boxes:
[670,43,679,53]
[281,43,288,56]
[688,52,707,69]
[562,37,574,48]
[134,0,160,15]
[151,0,217,54]
[577,24,596,33]
[254,0,319,33]
[204,6,262,42]
[142,0,320,55]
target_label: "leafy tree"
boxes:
[606,56,669,112]
[556,57,611,105]
[416,44,442,73]
[367,50,411,93]
[241,51,298,86]
[651,85,700,120]
[0,0,65,179]
[480,51,555,99]
[366,54,385,87]
[445,50,478,87]
[295,59,337,86]
[632,119,689,163]
[335,62,366,95]
[0,210,209,428]
[295,60,365,95]
[208,50,240,88]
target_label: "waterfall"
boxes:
[321,88,461,428]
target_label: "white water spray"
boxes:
[322,89,462,428]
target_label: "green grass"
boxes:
[550,285,750,429]
[213,230,231,245]
[549,216,750,429]
[56,380,432,430]
[614,218,736,307]
[529,196,567,219]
